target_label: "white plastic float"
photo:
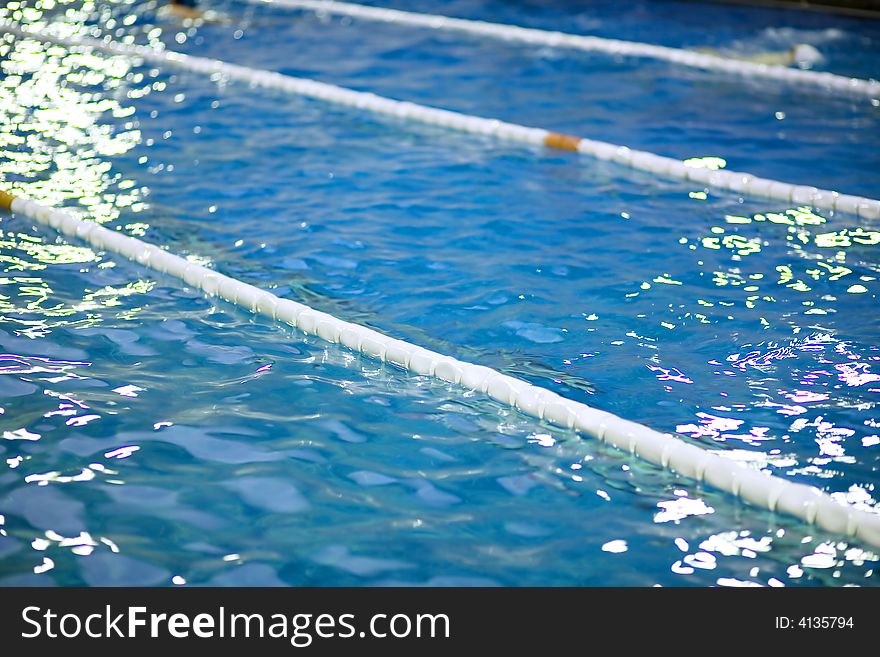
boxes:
[2,188,879,549]
[1,22,878,219]
[251,0,880,98]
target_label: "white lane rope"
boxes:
[249,0,880,98]
[2,189,880,549]
[3,23,879,220]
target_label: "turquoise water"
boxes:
[0,0,878,586]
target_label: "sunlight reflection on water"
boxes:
[0,0,878,587]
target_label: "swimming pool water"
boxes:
[0,0,878,586]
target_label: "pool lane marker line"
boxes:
[3,188,880,549]
[3,24,879,220]
[250,0,880,98]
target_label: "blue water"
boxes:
[0,0,878,586]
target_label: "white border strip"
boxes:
[251,0,880,98]
[3,23,879,219]
[3,190,880,549]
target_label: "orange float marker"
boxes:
[0,189,17,212]
[544,132,582,152]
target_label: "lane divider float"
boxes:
[2,23,878,219]
[3,187,880,548]
[250,0,880,98]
